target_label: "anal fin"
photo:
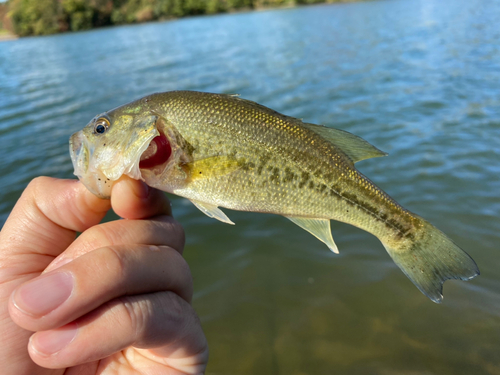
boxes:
[190,199,235,225]
[286,217,339,254]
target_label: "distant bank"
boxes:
[0,0,358,38]
[0,30,17,41]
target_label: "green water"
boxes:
[1,0,500,373]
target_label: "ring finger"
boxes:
[10,243,192,332]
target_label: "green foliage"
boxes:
[111,0,157,24]
[169,0,186,18]
[153,0,184,18]
[9,0,63,36]
[184,0,206,14]
[296,0,324,4]
[205,0,228,14]
[6,0,335,37]
[0,3,6,30]
[62,0,94,30]
[89,0,114,27]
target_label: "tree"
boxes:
[62,0,94,31]
[9,0,65,36]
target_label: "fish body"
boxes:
[70,91,479,302]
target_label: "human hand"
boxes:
[0,176,208,375]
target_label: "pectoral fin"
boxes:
[190,199,235,225]
[286,217,339,254]
[301,122,387,163]
[185,155,240,182]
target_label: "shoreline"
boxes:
[0,32,17,41]
[0,0,360,41]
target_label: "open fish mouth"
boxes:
[139,129,172,170]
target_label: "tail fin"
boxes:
[381,221,479,303]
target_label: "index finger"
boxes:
[45,176,177,272]
[0,177,111,278]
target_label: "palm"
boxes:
[65,348,202,374]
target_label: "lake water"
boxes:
[1,0,500,373]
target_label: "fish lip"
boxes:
[69,131,88,178]
[69,130,111,198]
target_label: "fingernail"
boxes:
[31,323,78,356]
[13,272,73,316]
[44,257,72,273]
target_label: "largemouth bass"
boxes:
[70,91,479,303]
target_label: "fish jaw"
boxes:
[69,114,159,199]
[69,130,112,198]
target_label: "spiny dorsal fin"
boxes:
[301,122,388,163]
[190,199,235,225]
[286,216,339,254]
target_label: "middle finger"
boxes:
[46,215,185,272]
[10,243,192,332]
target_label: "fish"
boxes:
[69,90,479,303]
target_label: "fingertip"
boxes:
[111,177,172,219]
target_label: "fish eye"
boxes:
[94,118,110,134]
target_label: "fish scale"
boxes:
[152,92,409,229]
[70,90,479,303]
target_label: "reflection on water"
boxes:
[1,0,500,373]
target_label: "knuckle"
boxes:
[112,292,198,349]
[80,219,134,249]
[166,248,193,299]
[26,177,49,205]
[75,223,115,254]
[117,295,154,343]
[28,176,50,191]
[171,220,186,249]
[161,291,186,324]
[117,293,189,347]
[179,259,193,294]
[92,220,128,245]
[154,217,185,251]
[158,292,200,342]
[169,219,185,240]
[101,245,128,281]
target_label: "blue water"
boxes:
[1,0,500,373]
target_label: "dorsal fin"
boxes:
[301,122,388,163]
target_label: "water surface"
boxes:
[1,0,499,373]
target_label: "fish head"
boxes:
[69,106,160,199]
